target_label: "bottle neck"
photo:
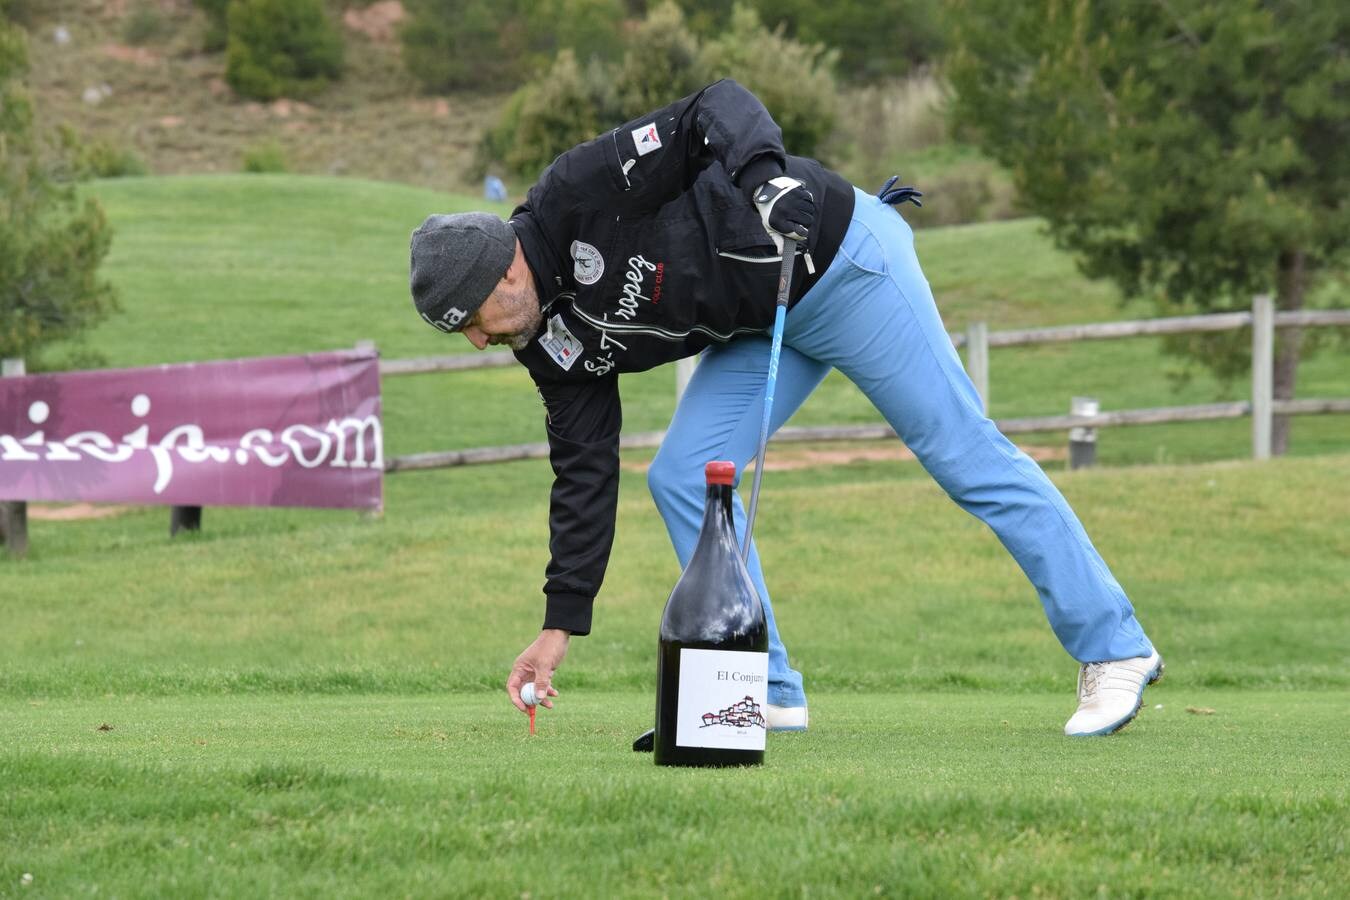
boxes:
[700,483,736,548]
[658,478,765,645]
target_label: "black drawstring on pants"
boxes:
[876,175,923,208]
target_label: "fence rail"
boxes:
[380,297,1348,472]
[381,309,1350,375]
[379,297,1348,473]
[965,308,1350,349]
[383,398,1350,472]
[380,350,515,376]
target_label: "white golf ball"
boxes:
[521,683,539,707]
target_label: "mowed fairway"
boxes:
[4,691,1344,897]
[2,176,1347,896]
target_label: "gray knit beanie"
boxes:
[409,212,515,333]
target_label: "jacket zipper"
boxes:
[611,130,632,189]
[717,249,779,263]
[718,248,817,274]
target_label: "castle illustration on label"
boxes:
[699,696,767,730]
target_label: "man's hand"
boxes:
[752,176,815,252]
[506,628,569,713]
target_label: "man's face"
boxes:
[462,270,542,352]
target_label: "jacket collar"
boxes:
[508,211,567,311]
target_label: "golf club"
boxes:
[742,237,797,561]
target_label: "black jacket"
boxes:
[508,80,855,635]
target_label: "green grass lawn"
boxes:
[4,454,1348,895]
[4,691,1344,898]
[6,175,1347,896]
[7,455,1348,697]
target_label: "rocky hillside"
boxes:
[21,0,504,191]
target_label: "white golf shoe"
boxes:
[765,703,808,731]
[1064,650,1164,736]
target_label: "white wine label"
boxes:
[676,648,768,751]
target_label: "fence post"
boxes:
[675,356,697,404]
[356,340,383,518]
[1251,294,1274,460]
[1068,396,1099,470]
[169,505,202,536]
[966,321,989,413]
[1,358,29,558]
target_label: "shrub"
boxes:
[400,0,532,92]
[477,89,530,179]
[699,3,838,159]
[825,75,949,189]
[123,3,171,46]
[194,0,231,51]
[242,141,288,173]
[750,0,944,82]
[478,34,632,179]
[0,20,117,364]
[674,0,945,82]
[401,0,625,93]
[480,0,844,178]
[902,162,1021,229]
[85,143,149,179]
[55,128,150,180]
[0,0,43,28]
[225,0,344,101]
[496,49,607,178]
[615,1,709,119]
[543,0,626,68]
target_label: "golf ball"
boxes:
[521,683,539,707]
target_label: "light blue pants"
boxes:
[648,188,1153,708]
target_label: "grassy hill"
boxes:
[68,174,1350,465]
[18,2,1016,226]
[3,174,1347,897]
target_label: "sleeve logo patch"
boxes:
[631,122,662,157]
[538,314,584,371]
[570,240,605,286]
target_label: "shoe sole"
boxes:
[766,705,809,732]
[1068,657,1166,737]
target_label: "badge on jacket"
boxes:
[631,122,662,157]
[571,240,604,285]
[539,314,584,371]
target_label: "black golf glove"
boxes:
[751,176,815,253]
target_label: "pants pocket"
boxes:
[837,222,888,278]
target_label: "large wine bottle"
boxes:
[654,461,769,767]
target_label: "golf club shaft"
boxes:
[742,237,797,561]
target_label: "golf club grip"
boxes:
[742,238,798,561]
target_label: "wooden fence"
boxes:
[379,295,1350,473]
[6,297,1342,557]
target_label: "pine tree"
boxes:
[0,19,117,365]
[946,0,1349,453]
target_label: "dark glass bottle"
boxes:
[654,461,769,767]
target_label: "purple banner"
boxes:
[0,350,381,510]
